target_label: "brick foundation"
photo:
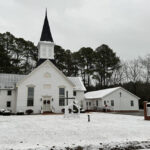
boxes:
[144,101,150,120]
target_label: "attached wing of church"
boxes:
[0,11,86,114]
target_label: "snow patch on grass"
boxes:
[0,113,149,150]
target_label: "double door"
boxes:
[43,99,51,112]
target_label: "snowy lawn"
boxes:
[0,112,150,150]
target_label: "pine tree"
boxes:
[94,44,120,88]
[0,32,38,74]
[0,45,13,73]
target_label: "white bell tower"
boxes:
[38,10,54,61]
[38,41,54,60]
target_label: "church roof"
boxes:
[40,10,54,42]
[85,87,140,100]
[67,77,86,91]
[85,87,120,99]
[0,73,25,89]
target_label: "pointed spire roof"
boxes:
[40,9,54,42]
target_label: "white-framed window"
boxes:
[111,100,114,106]
[131,100,134,107]
[96,100,98,106]
[7,90,12,96]
[89,102,91,106]
[73,91,76,96]
[27,87,34,106]
[66,91,68,105]
[86,102,88,106]
[59,88,65,106]
[104,100,106,105]
[7,101,11,107]
[119,92,122,97]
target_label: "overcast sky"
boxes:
[0,0,150,60]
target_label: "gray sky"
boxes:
[0,0,150,60]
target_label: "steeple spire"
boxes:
[40,9,54,42]
[45,8,47,17]
[37,9,55,66]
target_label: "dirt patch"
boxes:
[50,141,150,150]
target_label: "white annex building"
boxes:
[0,12,86,114]
[85,87,140,111]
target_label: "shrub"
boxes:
[0,109,5,115]
[68,108,72,113]
[61,108,65,113]
[2,110,12,116]
[26,109,33,115]
[62,108,72,114]
[17,111,24,115]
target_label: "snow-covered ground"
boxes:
[0,113,150,150]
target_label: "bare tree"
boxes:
[139,54,150,83]
[123,59,142,94]
[109,62,127,85]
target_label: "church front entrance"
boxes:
[42,97,52,113]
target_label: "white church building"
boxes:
[0,12,86,114]
[0,11,140,114]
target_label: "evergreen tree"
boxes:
[72,52,80,76]
[0,32,38,74]
[54,45,76,76]
[54,45,66,72]
[73,47,95,88]
[63,49,74,76]
[94,44,120,88]
[0,45,13,73]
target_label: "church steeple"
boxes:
[40,9,54,42]
[37,9,55,65]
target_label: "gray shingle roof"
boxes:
[85,87,120,99]
[67,77,86,91]
[85,87,140,100]
[0,74,86,91]
[0,74,25,89]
